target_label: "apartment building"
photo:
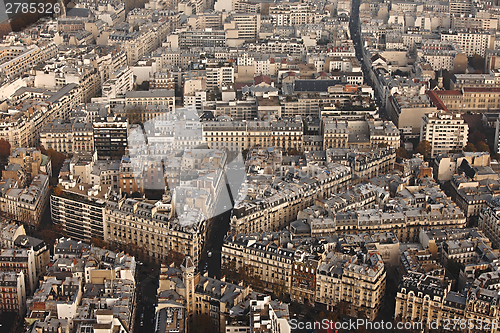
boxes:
[417,40,464,71]
[119,156,143,195]
[0,221,25,249]
[104,198,206,265]
[101,66,134,99]
[316,252,386,320]
[230,159,351,234]
[3,148,51,184]
[125,89,175,109]
[14,235,50,282]
[441,30,492,57]
[450,170,500,218]
[213,99,258,120]
[206,66,234,89]
[432,87,500,113]
[368,120,401,149]
[0,271,26,316]
[149,72,175,90]
[420,111,468,157]
[0,175,50,228]
[314,183,389,215]
[433,151,490,182]
[0,84,82,149]
[387,93,437,137]
[450,72,500,90]
[452,16,499,31]
[326,147,396,180]
[0,43,57,80]
[40,119,94,154]
[281,98,320,118]
[87,48,127,85]
[322,119,400,151]
[322,120,348,149]
[479,199,500,248]
[395,272,452,325]
[442,239,476,266]
[187,12,223,29]
[183,91,207,110]
[449,0,472,15]
[223,232,386,321]
[51,181,108,243]
[114,20,172,66]
[30,238,136,332]
[247,39,306,56]
[177,29,226,49]
[304,180,466,242]
[93,116,128,160]
[269,3,316,26]
[222,232,295,292]
[202,118,304,152]
[395,271,500,332]
[225,13,261,41]
[291,251,319,305]
[0,249,36,295]
[114,103,173,124]
[158,257,290,333]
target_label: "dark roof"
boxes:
[370,53,386,63]
[66,8,92,18]
[254,75,271,85]
[293,80,340,92]
[15,235,46,252]
[427,91,449,112]
[200,111,215,120]
[47,84,78,104]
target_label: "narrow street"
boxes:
[349,0,387,120]
[201,166,239,278]
[134,265,160,333]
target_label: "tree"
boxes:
[464,143,477,152]
[415,140,432,160]
[37,223,65,247]
[336,300,350,316]
[378,142,389,148]
[166,250,184,267]
[272,279,287,300]
[53,185,63,196]
[91,238,108,249]
[476,141,490,153]
[125,243,147,263]
[40,147,66,177]
[396,147,408,161]
[469,131,486,145]
[126,106,143,125]
[0,139,11,162]
[221,260,239,282]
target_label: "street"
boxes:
[134,264,160,333]
[349,0,387,120]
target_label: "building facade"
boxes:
[420,111,468,157]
